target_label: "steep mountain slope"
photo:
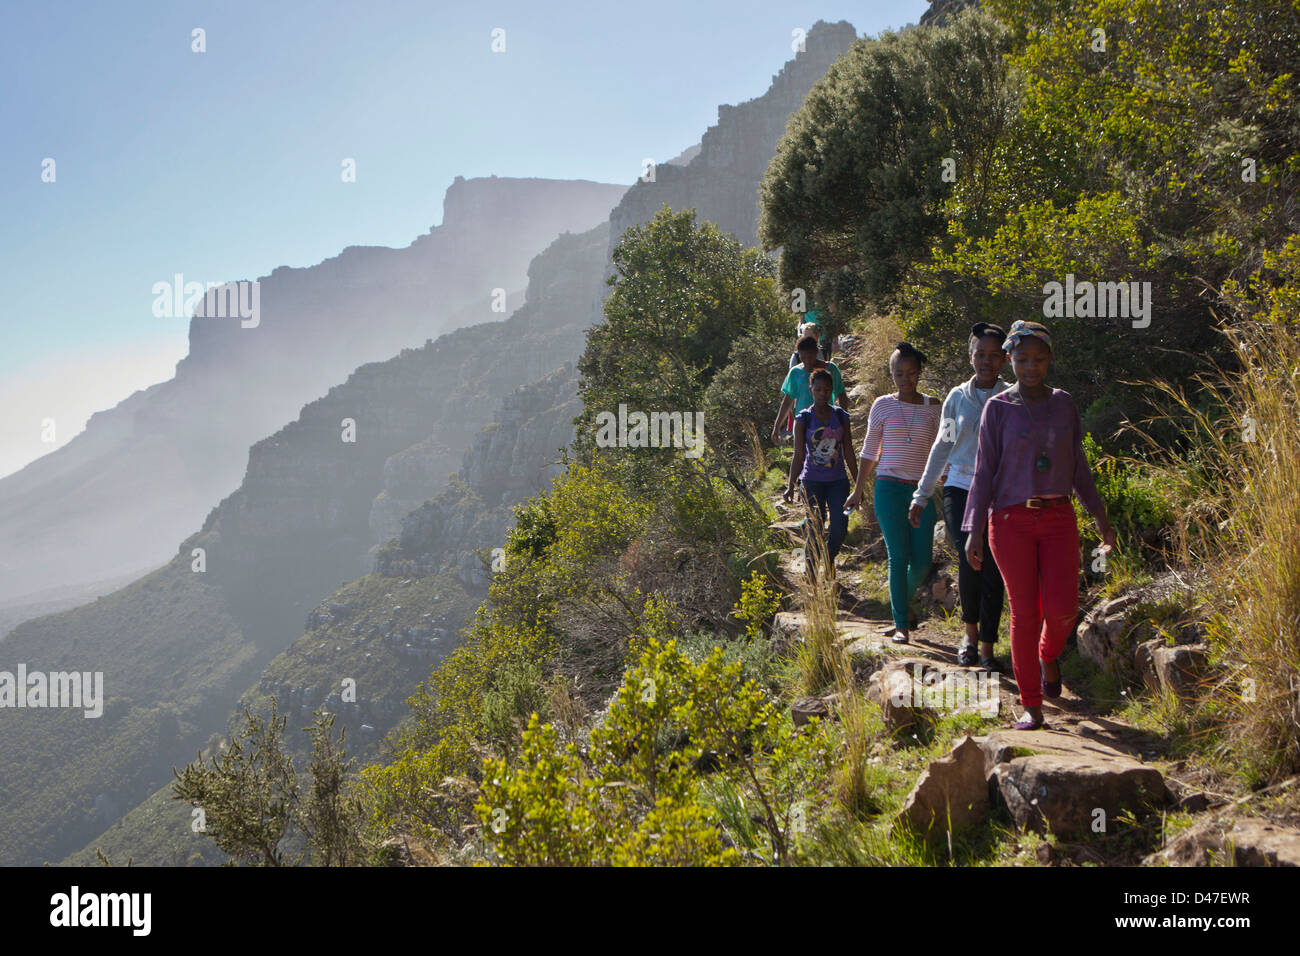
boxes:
[64,365,581,866]
[0,226,608,866]
[20,19,870,866]
[0,177,627,610]
[607,20,858,255]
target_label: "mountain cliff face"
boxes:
[607,20,858,256]
[920,0,981,27]
[0,225,608,866]
[60,365,582,866]
[0,177,627,610]
[378,365,579,588]
[183,225,609,652]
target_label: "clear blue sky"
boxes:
[0,0,931,478]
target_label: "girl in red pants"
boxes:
[961,321,1116,729]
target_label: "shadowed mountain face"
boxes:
[607,20,858,256]
[60,364,583,867]
[0,176,628,610]
[0,223,610,866]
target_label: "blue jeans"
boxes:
[801,476,851,569]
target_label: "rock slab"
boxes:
[897,735,990,837]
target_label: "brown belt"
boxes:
[1022,496,1071,510]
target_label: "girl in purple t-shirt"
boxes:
[783,368,857,577]
[962,320,1116,730]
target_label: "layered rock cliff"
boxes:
[0,177,627,609]
[0,224,610,866]
[607,20,858,256]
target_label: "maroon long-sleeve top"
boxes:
[961,388,1105,537]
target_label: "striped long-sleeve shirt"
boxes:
[858,394,941,481]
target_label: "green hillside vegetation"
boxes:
[0,558,262,865]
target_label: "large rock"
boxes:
[791,697,831,727]
[1147,817,1300,867]
[1075,594,1142,669]
[1226,819,1300,866]
[916,568,958,613]
[981,728,1165,839]
[897,735,990,837]
[867,658,1001,731]
[1134,639,1209,698]
[769,610,889,661]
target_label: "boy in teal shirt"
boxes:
[771,335,848,444]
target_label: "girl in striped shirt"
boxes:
[845,343,941,642]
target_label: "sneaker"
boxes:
[956,644,979,667]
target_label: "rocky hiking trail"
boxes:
[764,334,1300,866]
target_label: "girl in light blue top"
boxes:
[908,323,1009,670]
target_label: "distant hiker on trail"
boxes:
[783,368,856,577]
[788,320,827,368]
[911,322,1009,670]
[789,306,836,365]
[771,335,848,445]
[962,320,1116,731]
[845,342,940,643]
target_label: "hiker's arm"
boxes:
[845,402,879,510]
[771,394,792,442]
[841,417,858,484]
[783,419,806,502]
[1070,400,1116,550]
[911,391,957,525]
[963,404,1001,570]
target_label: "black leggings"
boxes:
[942,485,1005,646]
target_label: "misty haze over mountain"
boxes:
[0,177,626,610]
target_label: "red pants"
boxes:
[987,501,1079,708]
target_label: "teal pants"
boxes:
[873,478,936,630]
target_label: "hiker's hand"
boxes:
[782,486,795,504]
[908,503,923,528]
[845,491,861,512]
[967,535,983,571]
[1099,523,1117,553]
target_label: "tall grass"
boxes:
[1132,319,1300,781]
[793,493,877,815]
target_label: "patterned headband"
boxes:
[1003,320,1052,352]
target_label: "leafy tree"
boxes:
[759,8,1017,309]
[577,204,787,449]
[298,713,365,866]
[702,327,792,467]
[173,702,364,866]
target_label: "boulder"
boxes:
[867,658,1001,731]
[769,612,805,654]
[1147,817,1300,867]
[791,697,831,727]
[868,666,922,731]
[981,729,1164,839]
[918,569,958,613]
[1134,639,1209,698]
[1075,594,1142,669]
[897,735,990,837]
[1227,819,1300,867]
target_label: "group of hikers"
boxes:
[774,312,1116,731]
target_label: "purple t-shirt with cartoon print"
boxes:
[797,406,850,482]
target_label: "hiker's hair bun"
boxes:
[892,341,927,369]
